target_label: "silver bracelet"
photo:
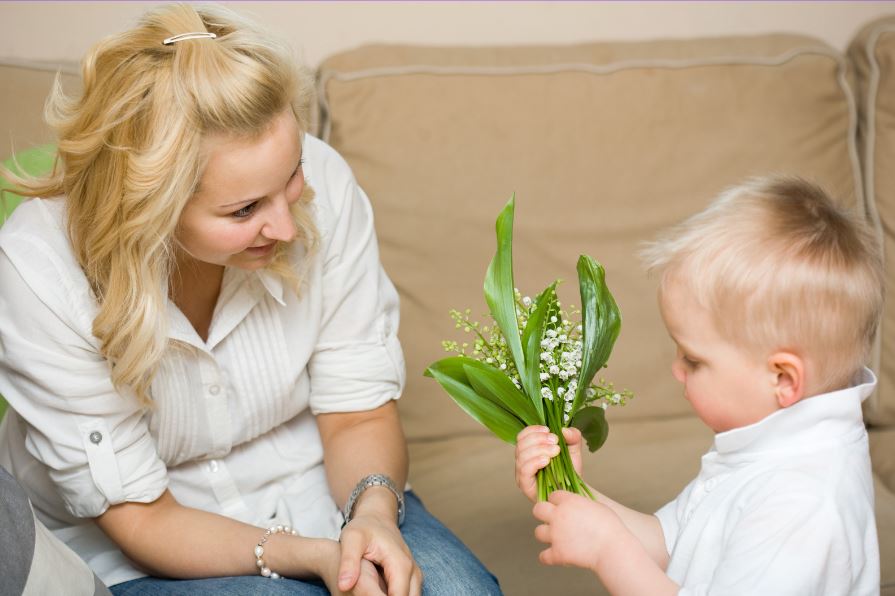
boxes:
[342,473,405,527]
[253,524,298,579]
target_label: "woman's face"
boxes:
[177,109,305,271]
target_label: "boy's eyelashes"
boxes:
[682,355,700,369]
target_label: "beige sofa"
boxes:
[2,15,894,595]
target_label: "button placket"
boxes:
[198,355,232,458]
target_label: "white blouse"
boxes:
[0,135,406,587]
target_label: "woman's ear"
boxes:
[768,352,805,408]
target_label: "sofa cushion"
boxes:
[0,466,110,596]
[849,16,895,427]
[318,36,866,441]
[0,60,79,153]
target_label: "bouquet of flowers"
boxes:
[425,196,631,501]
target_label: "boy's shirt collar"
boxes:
[711,367,876,458]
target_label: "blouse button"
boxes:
[208,384,221,396]
[89,431,103,445]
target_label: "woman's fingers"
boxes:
[337,530,365,591]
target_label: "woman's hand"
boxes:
[515,426,584,502]
[337,502,422,596]
[318,539,387,596]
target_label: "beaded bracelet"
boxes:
[253,524,298,579]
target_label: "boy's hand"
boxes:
[515,426,584,502]
[532,490,624,573]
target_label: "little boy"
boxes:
[515,176,883,595]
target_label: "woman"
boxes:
[0,4,501,595]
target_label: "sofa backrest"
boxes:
[0,60,79,151]
[317,35,870,440]
[850,16,895,427]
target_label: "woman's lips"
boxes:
[245,242,276,257]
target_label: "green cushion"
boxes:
[2,144,55,222]
[0,144,56,419]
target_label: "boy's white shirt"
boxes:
[655,368,880,596]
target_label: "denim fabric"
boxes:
[110,491,501,596]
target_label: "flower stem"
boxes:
[535,400,594,501]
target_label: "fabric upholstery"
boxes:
[0,465,110,596]
[849,16,895,427]
[317,35,865,442]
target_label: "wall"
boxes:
[1,1,894,68]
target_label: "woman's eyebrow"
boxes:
[218,152,304,209]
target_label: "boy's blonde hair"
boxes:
[0,3,318,405]
[642,176,884,392]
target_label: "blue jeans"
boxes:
[110,491,501,595]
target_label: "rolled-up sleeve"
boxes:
[307,138,406,414]
[0,230,167,518]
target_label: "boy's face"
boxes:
[659,280,780,433]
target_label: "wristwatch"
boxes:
[342,473,406,527]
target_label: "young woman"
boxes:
[0,4,500,595]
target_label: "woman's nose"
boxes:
[262,197,297,242]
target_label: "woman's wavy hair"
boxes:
[1,3,319,405]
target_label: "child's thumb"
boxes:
[562,426,582,445]
[561,427,584,473]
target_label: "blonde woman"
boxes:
[0,4,500,595]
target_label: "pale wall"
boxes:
[1,1,895,68]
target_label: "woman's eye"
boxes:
[231,202,258,218]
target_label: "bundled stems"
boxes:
[536,399,594,501]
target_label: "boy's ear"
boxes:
[768,352,805,408]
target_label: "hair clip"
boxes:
[162,32,217,46]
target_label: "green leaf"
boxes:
[463,361,542,426]
[425,358,525,443]
[571,255,621,415]
[484,196,527,389]
[520,282,558,417]
[570,406,609,452]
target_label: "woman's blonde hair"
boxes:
[1,3,318,405]
[642,176,884,392]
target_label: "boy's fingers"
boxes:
[516,429,555,452]
[534,523,551,544]
[548,490,576,505]
[532,501,554,522]
[516,425,550,443]
[539,547,557,567]
[517,443,560,465]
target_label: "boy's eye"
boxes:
[682,356,700,369]
[231,201,259,219]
